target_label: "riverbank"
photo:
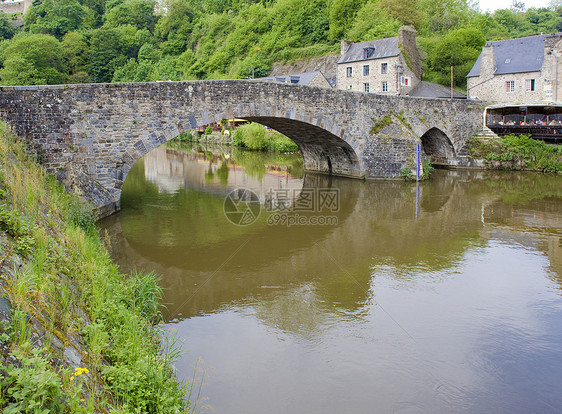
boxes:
[469,134,562,173]
[175,122,300,153]
[0,121,190,412]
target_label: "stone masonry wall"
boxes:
[468,70,546,103]
[0,80,484,216]
[337,55,419,95]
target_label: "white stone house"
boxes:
[467,33,562,104]
[336,26,421,95]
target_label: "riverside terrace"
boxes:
[486,104,562,143]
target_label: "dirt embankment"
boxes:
[269,54,340,79]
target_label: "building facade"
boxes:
[336,26,421,95]
[467,33,562,104]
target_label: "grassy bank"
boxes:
[173,122,299,153]
[0,121,190,412]
[469,134,562,173]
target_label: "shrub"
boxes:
[232,123,298,152]
[0,350,66,412]
[470,135,562,173]
[239,122,269,150]
[270,133,299,152]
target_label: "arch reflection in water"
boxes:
[99,143,562,414]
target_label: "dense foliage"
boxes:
[0,0,561,88]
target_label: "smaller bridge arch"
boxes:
[420,127,456,166]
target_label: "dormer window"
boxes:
[363,47,375,59]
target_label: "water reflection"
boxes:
[99,144,562,414]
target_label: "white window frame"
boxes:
[382,81,388,92]
[506,80,515,93]
[364,83,370,93]
[363,65,369,76]
[346,67,353,78]
[525,79,535,92]
[347,84,352,90]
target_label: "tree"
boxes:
[377,0,423,27]
[426,27,485,87]
[346,2,400,42]
[88,28,127,82]
[419,0,474,34]
[104,0,156,31]
[25,0,93,39]
[0,12,18,41]
[0,34,67,85]
[62,31,89,74]
[328,0,366,42]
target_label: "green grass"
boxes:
[469,134,562,173]
[0,121,190,412]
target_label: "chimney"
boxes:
[341,39,351,56]
[398,25,421,79]
[479,42,496,80]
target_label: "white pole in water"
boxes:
[451,66,453,100]
[416,143,420,181]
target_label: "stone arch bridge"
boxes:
[0,80,484,217]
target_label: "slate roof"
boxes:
[408,81,466,99]
[466,34,558,78]
[338,37,400,64]
[259,71,325,86]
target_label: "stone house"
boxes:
[336,26,421,95]
[467,33,562,104]
[260,71,333,89]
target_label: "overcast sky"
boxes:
[477,0,553,12]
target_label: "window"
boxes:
[346,67,352,78]
[381,63,388,74]
[400,76,410,86]
[347,84,352,90]
[363,47,375,59]
[382,81,388,92]
[364,83,370,93]
[363,65,369,76]
[506,80,515,93]
[525,79,535,92]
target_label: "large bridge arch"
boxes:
[0,80,485,217]
[115,109,362,190]
[242,116,360,177]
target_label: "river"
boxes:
[99,142,562,414]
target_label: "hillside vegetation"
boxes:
[0,0,560,88]
[0,121,190,412]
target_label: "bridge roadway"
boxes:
[0,80,484,217]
